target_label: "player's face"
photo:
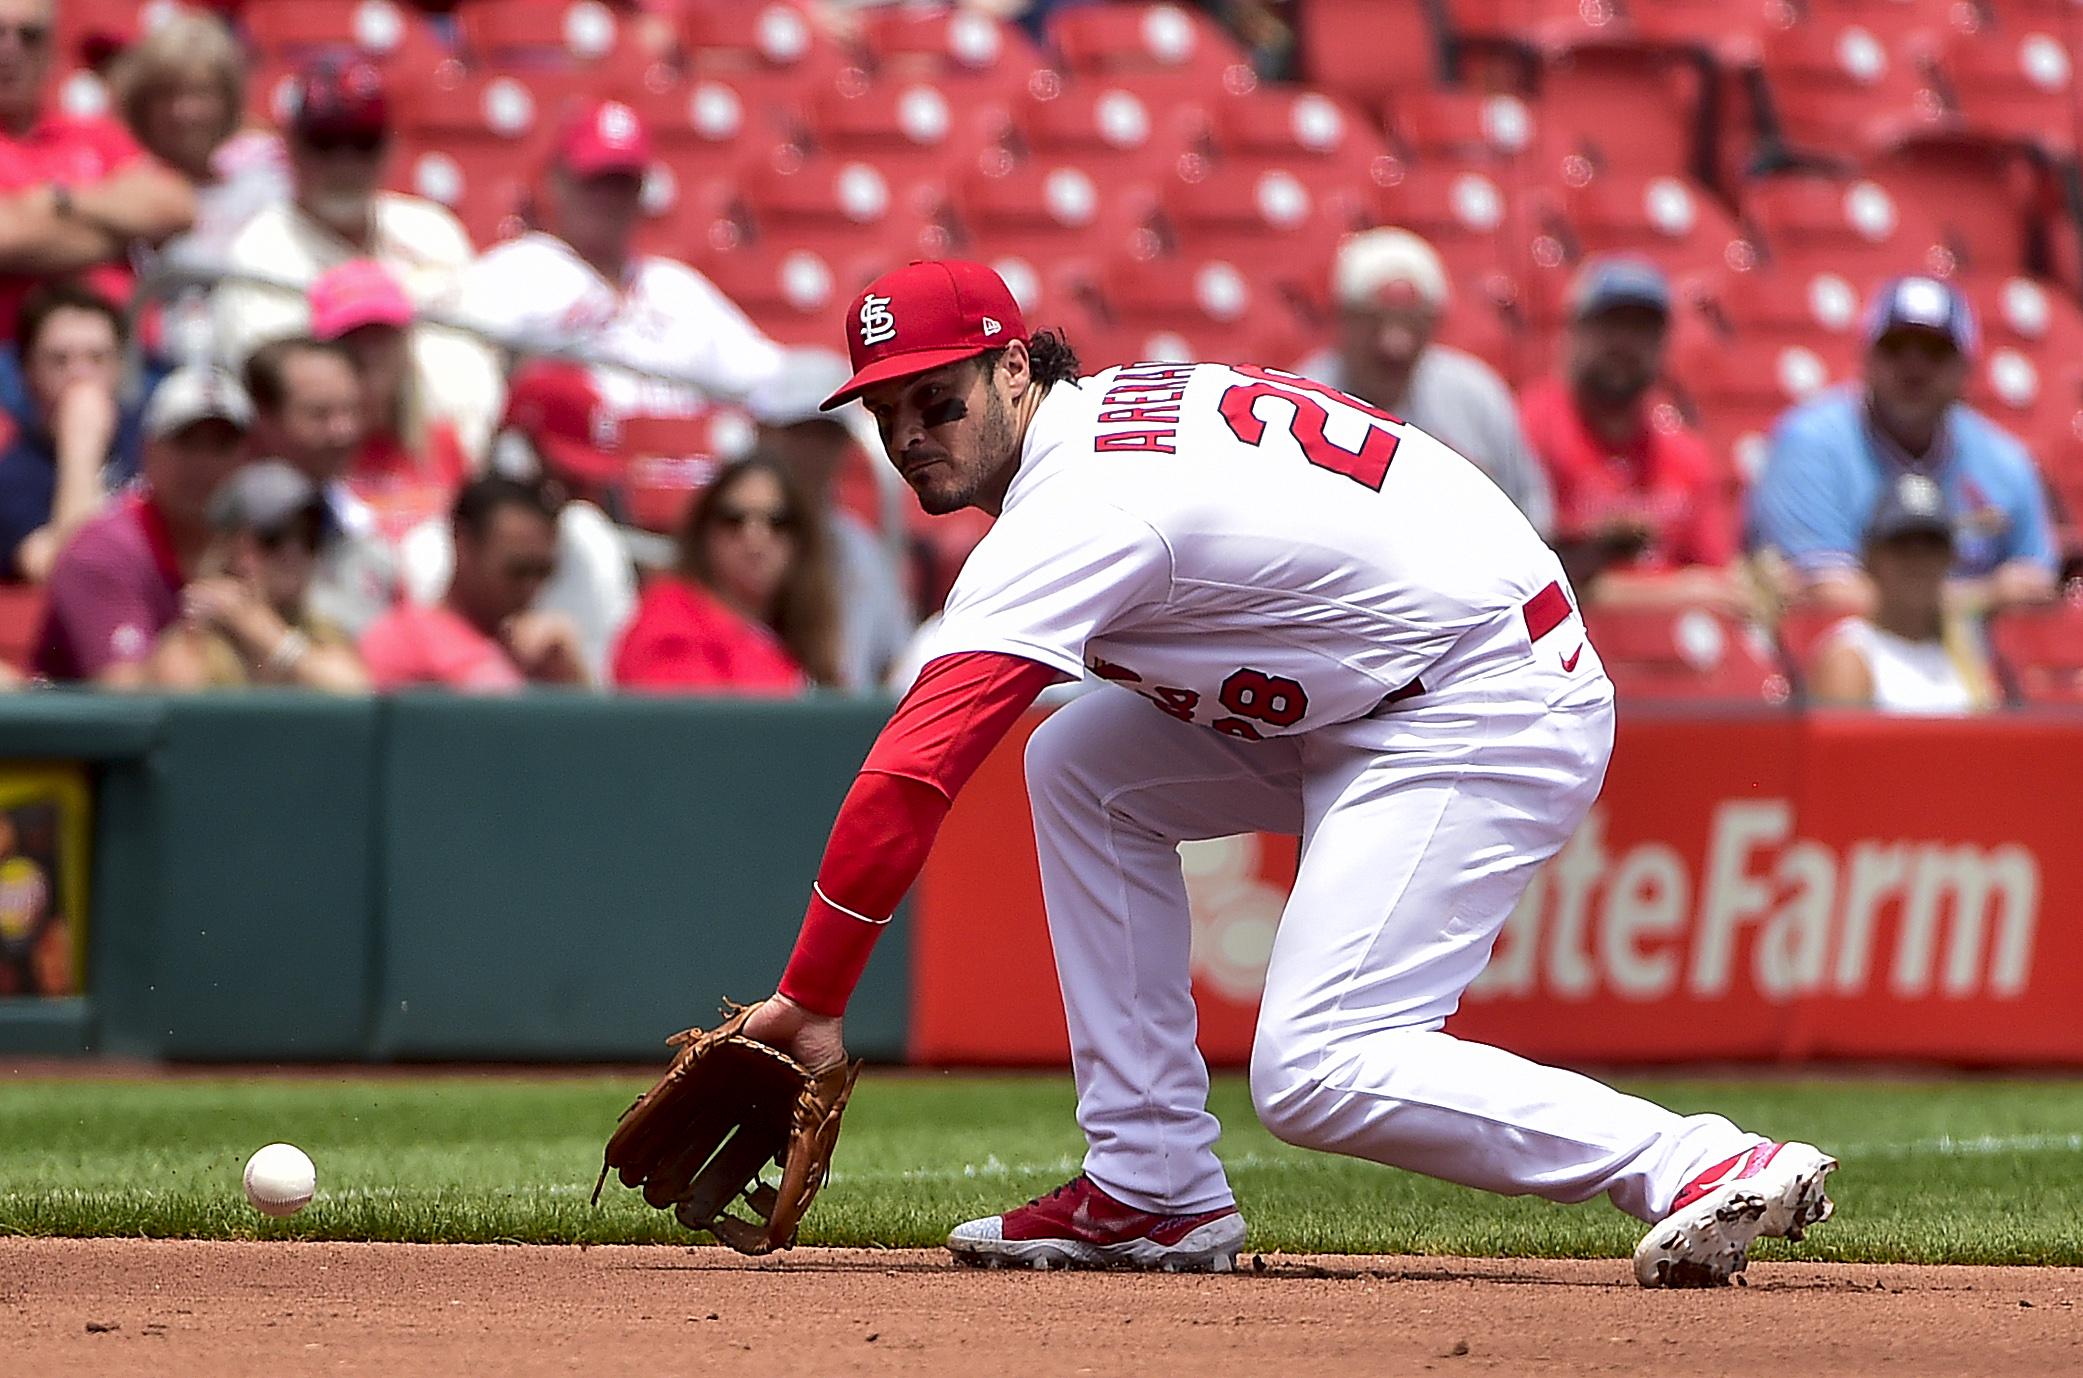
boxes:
[1568,304,1666,408]
[860,356,1018,517]
[1866,329,1965,448]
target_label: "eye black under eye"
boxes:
[922,397,969,427]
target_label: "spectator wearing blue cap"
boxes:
[1749,275,2056,616]
[1806,472,1996,714]
[1520,255,1750,616]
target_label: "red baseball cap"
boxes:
[820,260,1028,410]
[309,259,413,340]
[500,359,623,486]
[555,99,651,178]
[287,55,389,140]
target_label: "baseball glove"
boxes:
[592,1000,862,1254]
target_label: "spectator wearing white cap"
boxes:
[1807,472,1996,714]
[746,349,914,691]
[1750,275,2056,616]
[1297,228,1552,534]
[32,364,249,684]
[147,459,367,692]
[456,99,785,419]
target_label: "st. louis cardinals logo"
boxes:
[858,293,897,347]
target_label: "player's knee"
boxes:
[1248,1029,1339,1150]
[1023,706,1088,806]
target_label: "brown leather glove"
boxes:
[593,1001,863,1254]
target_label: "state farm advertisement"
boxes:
[910,711,2083,1066]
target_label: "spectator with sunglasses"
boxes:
[359,474,587,691]
[147,460,367,691]
[0,0,197,344]
[209,55,501,456]
[1750,276,2057,617]
[614,456,839,694]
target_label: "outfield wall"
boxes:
[0,694,2077,1067]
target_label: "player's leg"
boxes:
[1248,693,1832,1280]
[1025,688,1303,1215]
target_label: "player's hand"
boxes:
[743,993,849,1075]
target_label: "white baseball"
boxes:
[243,1143,317,1217]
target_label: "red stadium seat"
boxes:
[1989,592,2083,706]
[243,0,452,71]
[679,0,856,123]
[690,244,849,347]
[733,153,948,282]
[1046,3,1257,103]
[1546,173,1746,273]
[1934,25,2077,156]
[808,78,1001,219]
[389,137,537,247]
[0,583,46,672]
[1583,606,1794,706]
[617,409,751,536]
[1740,172,1950,279]
[1096,255,1310,370]
[1006,80,1194,176]
[1369,162,1523,285]
[862,8,1052,97]
[1206,87,1388,172]
[1534,43,1706,179]
[1383,87,1538,168]
[390,67,590,154]
[1753,18,1948,159]
[453,0,667,88]
[950,157,1161,299]
[1443,0,1631,52]
[1296,0,1443,108]
[1864,132,2044,278]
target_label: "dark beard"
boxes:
[913,387,1014,515]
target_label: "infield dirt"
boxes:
[5,1239,2077,1376]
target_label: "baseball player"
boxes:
[738,260,1837,1286]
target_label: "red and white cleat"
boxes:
[946,1175,1247,1272]
[1634,1140,1838,1288]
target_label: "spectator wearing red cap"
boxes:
[33,364,249,684]
[457,99,784,418]
[613,455,838,695]
[0,0,197,343]
[359,474,587,692]
[401,359,638,683]
[311,259,471,548]
[211,55,501,454]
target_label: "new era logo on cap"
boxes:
[820,261,1031,410]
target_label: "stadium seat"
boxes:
[243,0,452,73]
[1864,132,2043,278]
[1161,157,1359,266]
[1095,254,1309,370]
[1206,86,1389,175]
[389,137,538,248]
[1046,2,1257,104]
[1581,605,1794,705]
[1740,172,1949,279]
[390,67,591,155]
[1933,24,2077,157]
[679,1,857,118]
[1752,18,1949,160]
[617,409,754,536]
[1382,87,1537,168]
[1533,43,1707,180]
[690,243,850,347]
[453,0,666,88]
[1006,80,1195,177]
[862,8,1052,98]
[1545,173,1746,273]
[949,157,1161,301]
[1988,592,2083,706]
[1369,162,1523,284]
[1443,0,1631,53]
[809,78,1002,220]
[1296,0,1444,109]
[0,582,45,672]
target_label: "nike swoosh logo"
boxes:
[1561,644,1584,672]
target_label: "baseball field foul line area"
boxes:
[4,1071,2081,1375]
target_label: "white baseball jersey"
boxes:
[459,233,785,417]
[922,362,1588,742]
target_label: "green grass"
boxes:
[2,1072,2081,1264]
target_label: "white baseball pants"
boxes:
[1024,681,1758,1224]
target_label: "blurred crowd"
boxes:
[0,0,2071,716]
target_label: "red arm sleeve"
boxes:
[776,650,1065,1016]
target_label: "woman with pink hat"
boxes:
[307,258,471,548]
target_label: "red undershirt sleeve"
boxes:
[777,650,1065,1017]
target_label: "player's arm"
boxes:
[743,650,1065,1064]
